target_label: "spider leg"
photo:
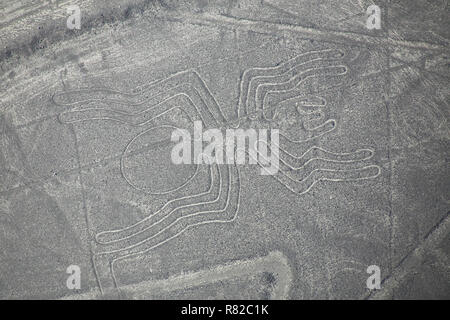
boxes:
[55,69,227,127]
[237,49,345,119]
[255,63,347,120]
[93,164,240,290]
[258,144,380,195]
[95,163,222,246]
[273,95,337,143]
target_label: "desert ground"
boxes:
[0,0,449,299]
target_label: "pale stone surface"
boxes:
[0,0,448,299]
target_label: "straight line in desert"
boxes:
[62,251,292,299]
[367,212,450,300]
[184,13,447,52]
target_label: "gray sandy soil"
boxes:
[0,0,448,299]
